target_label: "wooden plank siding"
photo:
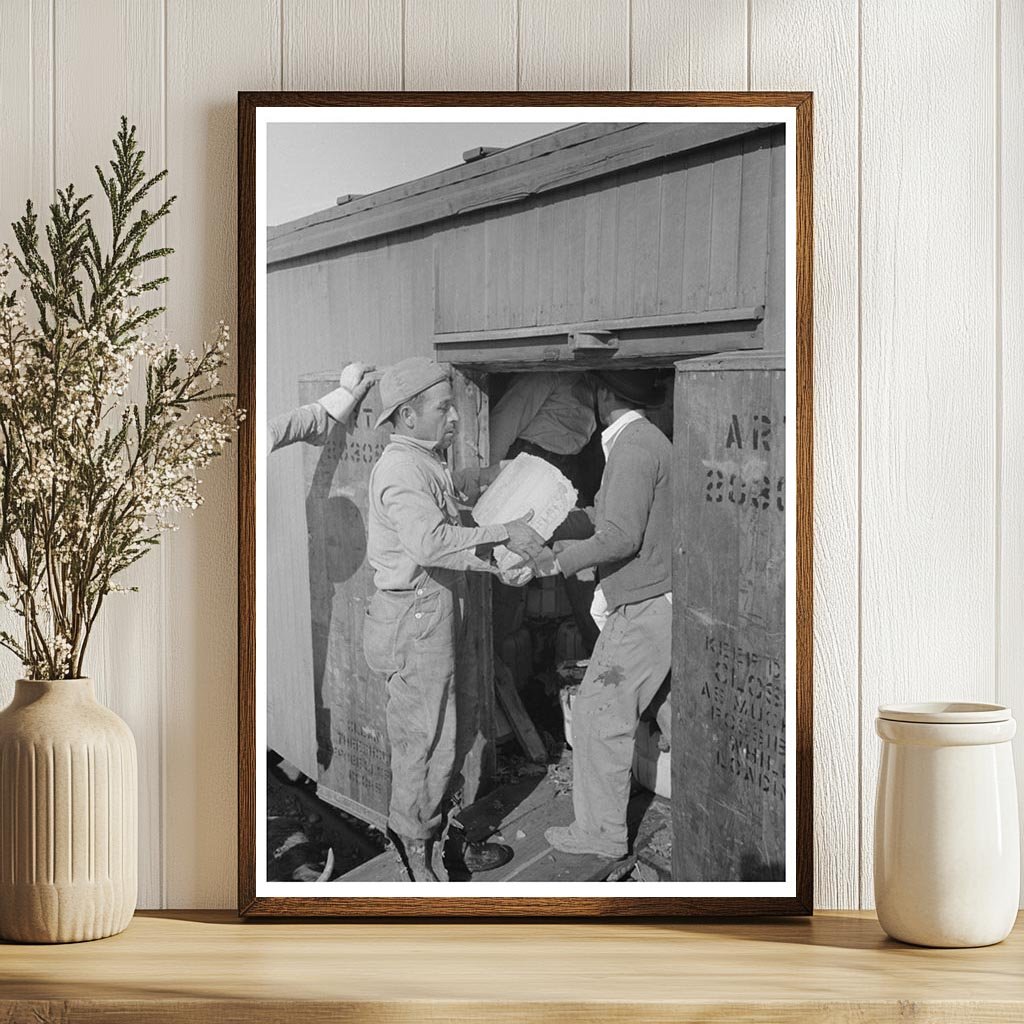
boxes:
[707,140,744,310]
[267,126,781,377]
[680,156,713,312]
[267,123,772,263]
[267,263,330,780]
[634,167,663,314]
[267,227,438,795]
[432,129,777,336]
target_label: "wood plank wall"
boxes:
[432,134,773,334]
[0,0,1016,911]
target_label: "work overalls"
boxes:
[362,489,478,841]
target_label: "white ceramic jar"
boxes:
[0,678,137,942]
[874,702,1019,947]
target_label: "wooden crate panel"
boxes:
[300,375,392,828]
[672,367,786,882]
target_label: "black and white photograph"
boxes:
[243,99,808,911]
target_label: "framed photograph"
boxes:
[238,92,812,916]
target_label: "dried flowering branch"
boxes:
[0,117,242,679]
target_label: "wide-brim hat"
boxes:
[592,369,665,408]
[374,357,451,429]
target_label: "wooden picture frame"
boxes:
[238,91,813,917]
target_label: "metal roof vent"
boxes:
[335,193,365,205]
[462,146,502,163]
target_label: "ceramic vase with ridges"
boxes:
[874,701,1019,948]
[0,678,137,943]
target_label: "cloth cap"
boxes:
[593,369,665,408]
[374,357,451,428]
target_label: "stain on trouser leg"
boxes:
[570,595,673,854]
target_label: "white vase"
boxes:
[0,678,137,943]
[874,702,1019,947]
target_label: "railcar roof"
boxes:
[267,120,775,266]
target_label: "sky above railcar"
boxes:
[268,122,573,226]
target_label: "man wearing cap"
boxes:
[533,369,673,860]
[267,362,375,452]
[489,371,602,652]
[363,357,546,881]
[489,372,597,492]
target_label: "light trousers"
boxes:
[571,593,673,855]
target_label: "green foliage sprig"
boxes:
[0,117,242,679]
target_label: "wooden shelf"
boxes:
[2,910,1022,1022]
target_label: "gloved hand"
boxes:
[339,362,376,399]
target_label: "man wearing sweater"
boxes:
[536,369,673,859]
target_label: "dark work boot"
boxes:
[461,840,514,874]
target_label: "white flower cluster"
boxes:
[0,244,242,678]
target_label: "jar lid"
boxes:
[877,701,1011,724]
